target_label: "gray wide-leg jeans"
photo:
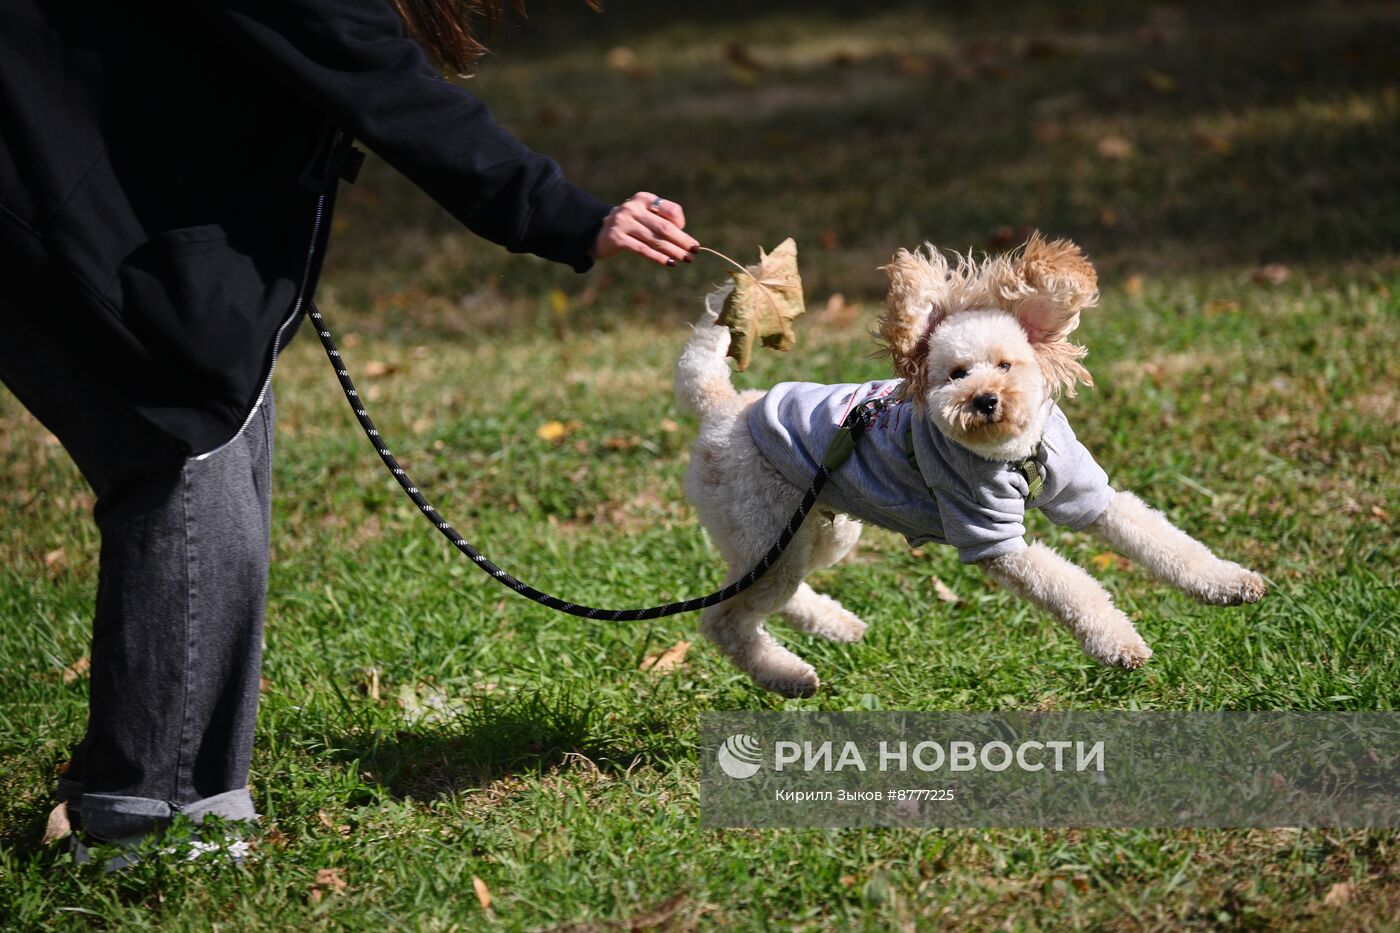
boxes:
[1,305,271,841]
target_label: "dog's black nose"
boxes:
[973,393,999,415]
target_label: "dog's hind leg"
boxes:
[779,584,868,643]
[700,532,823,698]
[778,514,868,642]
[1087,491,1267,606]
[981,542,1154,669]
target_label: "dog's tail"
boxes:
[675,285,741,421]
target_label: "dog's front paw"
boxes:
[760,669,821,699]
[1191,562,1268,606]
[1109,635,1154,670]
[750,654,821,698]
[1081,619,1153,670]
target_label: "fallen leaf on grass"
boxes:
[1090,552,1132,571]
[1324,882,1354,907]
[1372,505,1390,521]
[317,810,351,837]
[472,876,493,911]
[605,46,653,79]
[62,657,90,684]
[363,361,397,378]
[1251,264,1291,285]
[536,420,582,443]
[549,288,569,317]
[1142,68,1179,93]
[1194,131,1233,154]
[823,292,859,329]
[309,868,348,903]
[1096,134,1135,160]
[715,239,806,372]
[42,801,71,845]
[1202,299,1241,317]
[931,578,961,604]
[659,418,679,433]
[44,548,67,576]
[641,640,691,673]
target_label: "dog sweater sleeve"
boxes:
[1031,406,1116,530]
[932,474,1030,564]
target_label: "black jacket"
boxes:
[0,0,611,455]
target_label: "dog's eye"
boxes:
[998,361,1012,371]
[950,367,968,381]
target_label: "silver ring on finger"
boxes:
[650,195,665,211]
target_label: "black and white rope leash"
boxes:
[306,299,882,621]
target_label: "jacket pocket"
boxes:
[113,224,273,401]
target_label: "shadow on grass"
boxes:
[335,689,665,801]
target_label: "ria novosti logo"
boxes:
[716,733,763,779]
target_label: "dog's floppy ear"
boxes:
[876,246,950,384]
[1007,232,1098,344]
[996,233,1097,397]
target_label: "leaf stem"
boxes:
[697,246,752,276]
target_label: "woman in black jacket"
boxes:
[0,0,696,857]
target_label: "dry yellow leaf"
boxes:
[715,239,806,372]
[1096,135,1135,160]
[42,801,71,845]
[364,360,396,378]
[309,867,348,903]
[1142,69,1179,93]
[1090,552,1131,571]
[473,876,493,910]
[640,640,691,673]
[549,288,570,316]
[536,420,581,443]
[1252,264,1291,285]
[62,656,90,684]
[932,578,961,604]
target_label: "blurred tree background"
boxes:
[321,0,1399,337]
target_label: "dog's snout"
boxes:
[973,393,999,415]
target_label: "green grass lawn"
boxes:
[3,1,1398,928]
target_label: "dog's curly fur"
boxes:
[676,234,1266,698]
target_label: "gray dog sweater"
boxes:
[747,380,1116,563]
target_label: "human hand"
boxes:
[591,192,700,266]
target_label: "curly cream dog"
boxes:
[675,234,1266,697]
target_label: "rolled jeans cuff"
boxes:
[81,788,259,840]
